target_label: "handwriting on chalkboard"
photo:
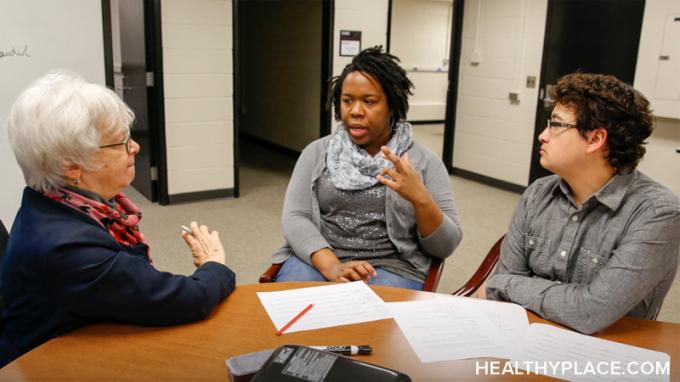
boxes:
[0,45,31,59]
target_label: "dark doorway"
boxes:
[103,0,168,203]
[528,0,645,183]
[234,0,333,196]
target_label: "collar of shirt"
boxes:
[551,170,637,212]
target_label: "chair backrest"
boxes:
[422,257,444,292]
[452,235,504,297]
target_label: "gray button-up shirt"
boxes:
[486,171,680,334]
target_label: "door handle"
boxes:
[542,84,554,109]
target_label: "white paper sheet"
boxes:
[256,281,392,334]
[388,300,512,362]
[431,294,530,345]
[511,324,671,381]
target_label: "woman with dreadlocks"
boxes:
[271,46,462,290]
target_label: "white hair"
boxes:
[7,70,135,192]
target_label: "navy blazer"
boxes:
[0,188,236,367]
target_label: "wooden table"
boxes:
[1,282,678,381]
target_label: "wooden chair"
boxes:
[260,257,446,292]
[451,235,504,297]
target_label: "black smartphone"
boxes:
[251,345,412,382]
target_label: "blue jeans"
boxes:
[275,255,424,291]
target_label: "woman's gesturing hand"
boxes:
[377,146,430,206]
[182,221,226,267]
[376,146,444,238]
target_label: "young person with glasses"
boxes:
[485,72,680,334]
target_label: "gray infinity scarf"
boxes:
[326,121,413,191]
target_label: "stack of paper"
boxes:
[256,281,392,334]
[511,324,670,381]
[387,296,528,362]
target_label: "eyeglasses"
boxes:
[99,132,132,154]
[546,119,577,136]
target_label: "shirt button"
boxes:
[572,216,578,222]
[560,250,567,257]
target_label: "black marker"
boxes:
[309,345,372,355]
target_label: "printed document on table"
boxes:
[511,324,670,382]
[256,281,392,333]
[431,294,529,344]
[388,299,511,362]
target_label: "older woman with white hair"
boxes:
[0,71,236,367]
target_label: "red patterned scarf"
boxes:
[44,187,152,262]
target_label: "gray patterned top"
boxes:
[317,169,424,282]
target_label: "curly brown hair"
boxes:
[550,72,654,173]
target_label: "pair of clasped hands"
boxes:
[181,221,227,268]
[311,146,439,283]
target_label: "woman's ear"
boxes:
[585,127,608,154]
[63,164,82,184]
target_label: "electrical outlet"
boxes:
[526,76,537,88]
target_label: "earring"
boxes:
[74,177,80,185]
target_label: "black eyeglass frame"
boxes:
[99,132,132,154]
[546,119,577,129]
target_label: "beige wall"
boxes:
[633,0,680,196]
[391,0,452,121]
[638,118,680,196]
[0,0,106,227]
[634,0,680,119]
[331,0,389,130]
[161,0,234,196]
[452,0,548,187]
[333,0,389,77]
[238,0,322,152]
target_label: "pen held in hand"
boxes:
[181,224,210,256]
[276,303,313,336]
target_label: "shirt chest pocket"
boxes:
[572,247,610,283]
[526,235,553,277]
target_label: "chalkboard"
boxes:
[0,0,106,226]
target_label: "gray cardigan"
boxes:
[272,135,463,278]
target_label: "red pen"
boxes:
[276,303,313,336]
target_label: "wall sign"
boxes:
[339,30,361,57]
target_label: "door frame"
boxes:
[442,0,465,173]
[101,0,169,204]
[319,0,335,138]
